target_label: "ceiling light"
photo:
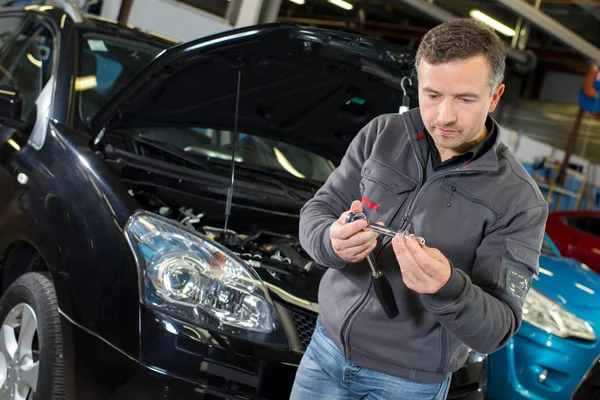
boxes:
[328,0,353,10]
[469,10,515,37]
[289,0,305,4]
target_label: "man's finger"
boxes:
[402,262,435,287]
[405,238,436,278]
[341,241,377,260]
[336,219,369,239]
[349,200,363,213]
[391,234,418,272]
[342,230,379,247]
[352,240,378,262]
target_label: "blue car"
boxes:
[486,234,600,399]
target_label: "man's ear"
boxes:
[489,84,505,113]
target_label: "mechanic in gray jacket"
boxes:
[291,18,548,400]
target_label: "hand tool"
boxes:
[344,212,426,319]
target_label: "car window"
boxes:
[0,24,54,121]
[0,16,23,52]
[77,33,167,125]
[126,126,336,182]
[563,216,600,238]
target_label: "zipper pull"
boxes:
[447,185,456,207]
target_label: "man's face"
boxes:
[418,55,505,160]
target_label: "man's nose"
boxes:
[437,99,457,125]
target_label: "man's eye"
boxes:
[428,95,439,100]
[460,98,475,104]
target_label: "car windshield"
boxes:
[76,32,168,125]
[121,126,337,183]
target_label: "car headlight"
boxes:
[125,211,286,346]
[523,287,596,341]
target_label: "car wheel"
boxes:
[0,272,64,399]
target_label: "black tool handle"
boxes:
[372,274,399,319]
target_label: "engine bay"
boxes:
[130,187,326,278]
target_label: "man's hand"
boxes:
[330,200,380,263]
[391,235,452,294]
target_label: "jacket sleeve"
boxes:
[420,202,548,354]
[298,116,380,269]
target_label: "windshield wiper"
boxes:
[205,157,324,191]
[205,160,305,200]
[121,134,211,172]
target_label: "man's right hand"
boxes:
[330,200,380,263]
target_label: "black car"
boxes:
[0,4,485,399]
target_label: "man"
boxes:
[291,18,548,400]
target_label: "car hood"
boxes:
[92,23,416,162]
[534,253,600,309]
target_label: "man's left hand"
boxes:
[391,235,452,294]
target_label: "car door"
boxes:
[0,16,56,228]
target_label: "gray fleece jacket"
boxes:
[299,109,548,383]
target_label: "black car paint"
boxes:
[0,6,485,399]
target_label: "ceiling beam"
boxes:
[495,0,600,65]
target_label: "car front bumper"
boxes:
[486,322,599,400]
[61,306,486,399]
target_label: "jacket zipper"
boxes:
[442,180,503,219]
[438,328,450,371]
[339,281,373,358]
[446,185,455,207]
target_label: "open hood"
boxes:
[92,23,416,162]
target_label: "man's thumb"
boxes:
[350,200,363,213]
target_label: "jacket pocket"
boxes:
[441,179,503,220]
[359,157,417,221]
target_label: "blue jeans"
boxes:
[290,317,451,400]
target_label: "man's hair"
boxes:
[415,18,506,90]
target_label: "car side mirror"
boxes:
[0,84,22,122]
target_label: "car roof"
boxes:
[0,3,179,47]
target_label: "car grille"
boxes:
[574,358,600,400]
[289,307,317,350]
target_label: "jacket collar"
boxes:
[402,108,500,173]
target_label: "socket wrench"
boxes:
[343,211,405,318]
[345,212,425,245]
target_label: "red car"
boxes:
[545,211,600,274]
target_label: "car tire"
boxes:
[0,272,64,399]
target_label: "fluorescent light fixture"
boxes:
[75,75,98,91]
[470,10,515,37]
[273,147,305,179]
[290,0,305,4]
[27,54,42,68]
[328,0,353,10]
